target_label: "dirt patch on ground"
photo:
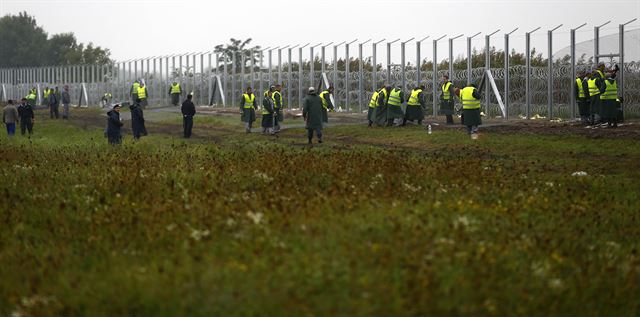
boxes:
[482,120,640,139]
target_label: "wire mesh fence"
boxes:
[1,24,638,119]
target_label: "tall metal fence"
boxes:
[1,19,638,119]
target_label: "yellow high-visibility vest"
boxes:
[243,93,255,108]
[273,91,282,109]
[600,80,617,100]
[587,78,600,96]
[460,87,480,110]
[319,90,330,109]
[576,78,586,99]
[369,90,380,108]
[171,83,181,94]
[407,89,423,106]
[442,82,452,100]
[137,87,147,99]
[132,82,140,92]
[387,89,402,106]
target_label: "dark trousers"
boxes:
[50,105,59,119]
[307,128,322,143]
[446,115,454,124]
[6,123,16,136]
[183,115,193,138]
[20,119,33,135]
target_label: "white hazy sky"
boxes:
[1,0,639,64]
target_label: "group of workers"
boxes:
[575,63,622,127]
[239,84,335,136]
[23,86,72,119]
[6,67,622,144]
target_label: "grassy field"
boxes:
[1,108,639,316]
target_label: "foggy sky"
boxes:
[1,0,638,64]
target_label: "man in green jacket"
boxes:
[303,87,324,144]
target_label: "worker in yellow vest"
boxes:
[367,85,385,127]
[386,85,405,126]
[130,80,141,102]
[101,92,113,108]
[440,75,456,124]
[273,84,284,132]
[26,89,37,107]
[319,86,334,126]
[599,71,620,128]
[575,71,590,125]
[403,85,425,126]
[375,85,391,126]
[169,82,182,106]
[240,87,258,133]
[137,83,148,108]
[458,82,482,137]
[42,87,50,106]
[587,64,606,125]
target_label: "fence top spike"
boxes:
[572,23,587,31]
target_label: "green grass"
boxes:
[1,110,639,316]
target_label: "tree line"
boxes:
[0,12,113,68]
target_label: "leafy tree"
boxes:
[0,11,113,67]
[214,38,261,73]
[0,12,48,67]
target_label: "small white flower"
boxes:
[246,211,264,225]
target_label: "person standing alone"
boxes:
[303,87,324,144]
[61,85,71,119]
[181,94,196,138]
[2,100,19,136]
[17,98,35,136]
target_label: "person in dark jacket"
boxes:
[261,89,275,134]
[48,88,59,119]
[61,85,71,119]
[17,98,34,136]
[130,99,147,140]
[303,87,324,144]
[106,104,123,145]
[181,94,196,138]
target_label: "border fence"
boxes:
[0,19,638,119]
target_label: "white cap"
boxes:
[308,87,316,93]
